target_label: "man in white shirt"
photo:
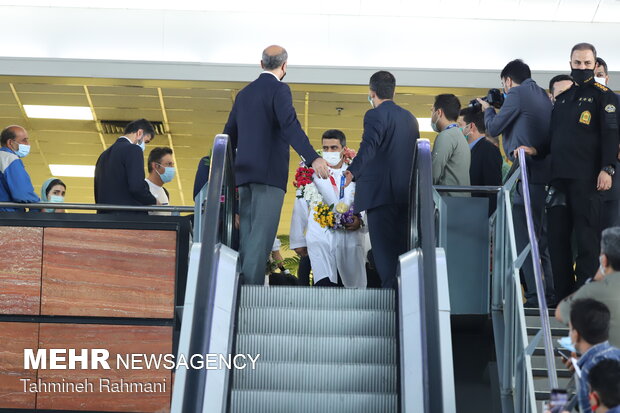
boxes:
[145,147,175,216]
[290,129,367,288]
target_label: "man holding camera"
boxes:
[480,59,555,307]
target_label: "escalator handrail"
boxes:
[182,134,235,413]
[516,148,558,390]
[407,138,443,412]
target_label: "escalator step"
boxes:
[232,361,397,393]
[239,285,395,310]
[237,308,396,336]
[235,334,397,364]
[524,315,568,330]
[229,390,398,413]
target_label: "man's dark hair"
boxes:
[601,227,620,271]
[0,126,18,146]
[589,359,620,408]
[570,299,611,345]
[596,57,608,75]
[548,74,574,94]
[500,59,531,84]
[262,47,288,70]
[45,179,66,197]
[461,107,486,134]
[369,71,396,100]
[147,147,173,173]
[322,129,346,148]
[124,119,155,139]
[434,94,461,122]
[571,42,597,60]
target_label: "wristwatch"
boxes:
[603,165,616,176]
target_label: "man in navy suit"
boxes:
[223,45,329,285]
[345,71,419,288]
[94,118,157,213]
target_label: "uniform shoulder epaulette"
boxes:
[594,82,609,92]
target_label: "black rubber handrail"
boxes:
[182,134,236,413]
[407,139,443,413]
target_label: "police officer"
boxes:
[595,57,620,230]
[517,43,619,301]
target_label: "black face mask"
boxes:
[570,68,594,85]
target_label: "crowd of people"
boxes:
[1,40,620,410]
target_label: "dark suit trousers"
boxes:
[512,183,555,305]
[367,203,409,288]
[238,183,285,285]
[601,199,620,231]
[297,255,311,286]
[548,178,601,301]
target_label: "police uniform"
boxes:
[600,93,620,231]
[535,76,619,300]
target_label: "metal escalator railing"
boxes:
[491,149,557,413]
[401,138,444,412]
[180,134,237,413]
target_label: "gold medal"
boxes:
[335,202,349,213]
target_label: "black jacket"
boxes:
[223,73,319,192]
[536,78,619,182]
[347,100,419,212]
[94,137,156,212]
[469,137,503,214]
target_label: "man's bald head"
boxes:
[261,45,288,71]
[1,125,27,147]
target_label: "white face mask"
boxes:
[322,151,342,166]
[599,255,606,275]
[595,76,607,86]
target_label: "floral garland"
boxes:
[313,202,358,230]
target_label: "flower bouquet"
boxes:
[313,202,361,230]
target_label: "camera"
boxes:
[469,88,505,110]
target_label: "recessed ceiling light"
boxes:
[49,164,95,178]
[24,105,93,120]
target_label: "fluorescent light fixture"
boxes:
[49,164,95,178]
[417,118,434,133]
[24,105,93,120]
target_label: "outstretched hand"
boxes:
[312,157,330,179]
[343,170,354,187]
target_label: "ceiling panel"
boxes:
[0,74,494,233]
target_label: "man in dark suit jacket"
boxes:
[94,118,157,213]
[480,59,555,307]
[461,107,502,215]
[345,71,419,288]
[223,45,329,285]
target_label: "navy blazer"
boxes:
[224,72,319,192]
[193,155,210,199]
[470,138,503,214]
[484,78,552,184]
[348,100,419,212]
[94,137,156,211]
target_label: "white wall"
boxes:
[1,2,620,87]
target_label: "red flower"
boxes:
[293,166,315,188]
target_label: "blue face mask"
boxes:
[15,143,30,158]
[157,165,176,183]
[503,92,508,99]
[368,95,375,108]
[50,195,64,203]
[138,141,146,152]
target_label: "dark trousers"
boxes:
[513,183,555,305]
[366,203,408,289]
[548,178,601,301]
[297,255,311,286]
[238,183,285,285]
[601,199,620,231]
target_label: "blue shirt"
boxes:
[469,136,485,150]
[577,341,620,413]
[0,147,40,211]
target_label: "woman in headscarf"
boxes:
[40,178,66,213]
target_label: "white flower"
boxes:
[302,183,323,207]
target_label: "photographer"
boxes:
[479,59,555,307]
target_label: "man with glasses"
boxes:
[481,59,555,307]
[0,125,39,211]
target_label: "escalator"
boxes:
[171,135,455,413]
